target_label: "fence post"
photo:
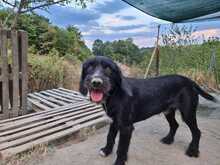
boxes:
[0,30,10,118]
[11,30,20,117]
[19,31,28,115]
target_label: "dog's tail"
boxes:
[192,82,217,102]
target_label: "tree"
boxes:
[92,39,104,56]
[0,9,92,59]
[0,0,92,28]
[161,24,198,73]
[102,41,114,58]
[162,24,197,47]
[92,38,145,65]
[110,38,141,64]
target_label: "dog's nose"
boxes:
[91,77,103,88]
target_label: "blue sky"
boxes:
[37,0,220,49]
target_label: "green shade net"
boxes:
[122,0,220,22]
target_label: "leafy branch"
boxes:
[0,0,92,28]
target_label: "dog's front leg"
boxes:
[114,125,134,165]
[100,121,118,157]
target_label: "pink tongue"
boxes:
[90,91,103,103]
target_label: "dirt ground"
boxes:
[21,113,220,165]
[3,95,220,165]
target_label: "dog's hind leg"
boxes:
[160,109,179,145]
[179,91,201,157]
[183,112,201,157]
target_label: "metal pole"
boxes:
[155,25,160,76]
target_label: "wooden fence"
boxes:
[0,29,28,119]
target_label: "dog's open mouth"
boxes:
[90,90,104,103]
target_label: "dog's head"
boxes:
[79,56,132,103]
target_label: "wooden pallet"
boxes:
[0,88,107,159]
[0,30,28,119]
[27,88,89,111]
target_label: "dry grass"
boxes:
[128,65,145,78]
[179,69,219,90]
[118,64,219,91]
[28,54,64,92]
[62,60,81,91]
[117,62,144,78]
[1,144,52,165]
[28,55,219,92]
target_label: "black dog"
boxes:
[79,56,216,165]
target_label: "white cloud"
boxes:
[133,36,156,48]
[86,0,113,9]
[84,39,94,49]
[192,28,220,39]
[66,0,168,48]
[117,26,149,34]
[68,0,220,49]
[86,5,168,38]
[96,6,167,27]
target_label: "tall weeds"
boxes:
[28,52,64,92]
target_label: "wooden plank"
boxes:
[28,93,60,108]
[0,110,104,146]
[57,89,87,101]
[33,93,66,106]
[37,103,99,120]
[28,98,51,111]
[0,122,71,150]
[47,90,83,100]
[56,88,87,98]
[0,108,103,143]
[46,90,83,101]
[40,91,75,103]
[0,101,92,125]
[0,73,21,81]
[0,107,102,138]
[0,102,89,124]
[53,89,88,100]
[19,31,28,114]
[0,103,101,132]
[58,87,81,95]
[0,103,67,125]
[0,117,107,159]
[0,111,104,149]
[0,114,8,120]
[0,104,100,133]
[6,30,11,39]
[11,30,20,112]
[0,30,9,115]
[0,72,22,80]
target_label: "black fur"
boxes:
[79,56,216,165]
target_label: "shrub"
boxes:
[28,52,64,92]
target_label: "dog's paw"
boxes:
[113,159,126,165]
[185,147,199,157]
[160,136,174,145]
[99,149,107,157]
[99,147,112,157]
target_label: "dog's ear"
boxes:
[121,78,133,97]
[79,64,88,96]
[114,64,133,97]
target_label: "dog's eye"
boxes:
[104,67,112,75]
[87,66,94,72]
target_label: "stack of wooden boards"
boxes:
[27,88,90,111]
[0,88,107,159]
